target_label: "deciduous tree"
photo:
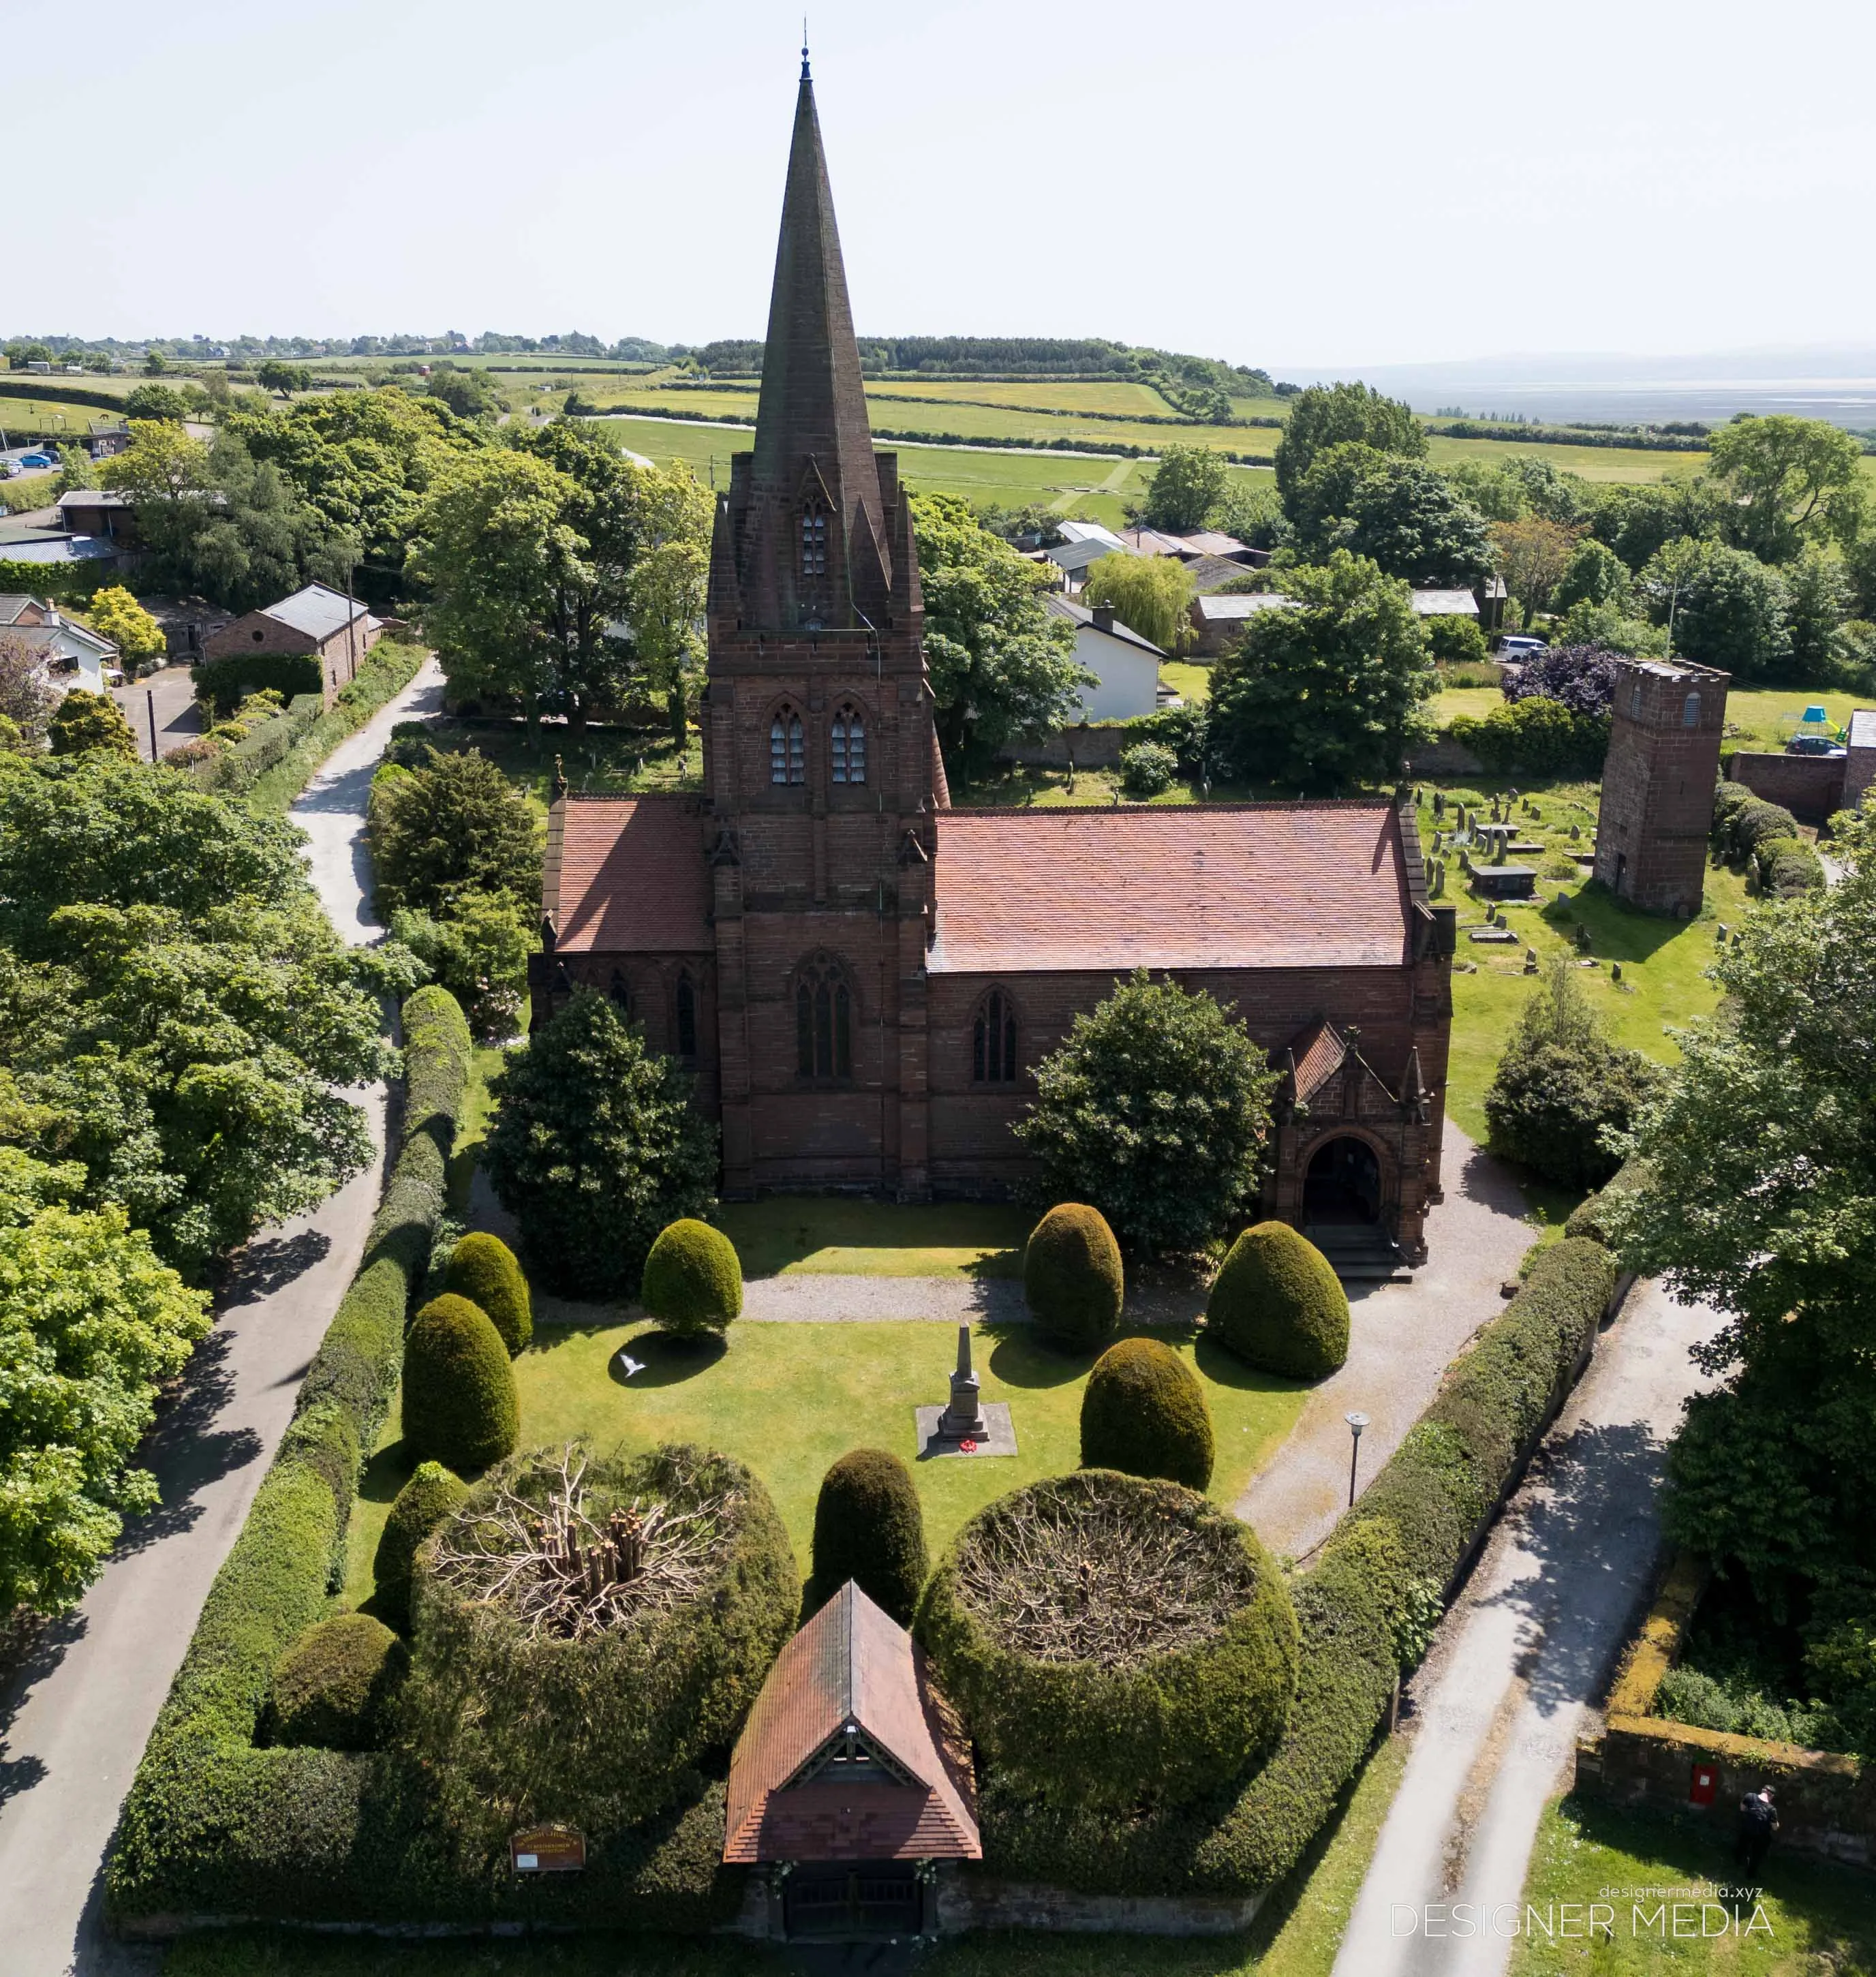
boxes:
[1492,515,1580,622]
[1080,552,1195,653]
[1708,413,1863,563]
[1141,445,1232,532]
[1274,382,1424,512]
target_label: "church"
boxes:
[529,57,1458,1263]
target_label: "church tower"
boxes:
[1593,656,1729,916]
[701,49,942,1198]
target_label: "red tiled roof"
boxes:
[724,1581,980,1865]
[929,803,1412,975]
[547,796,711,955]
[1289,1021,1347,1103]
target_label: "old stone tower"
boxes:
[1593,656,1729,915]
[699,48,944,1198]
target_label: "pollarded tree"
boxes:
[1141,444,1233,532]
[482,988,718,1298]
[1206,550,1437,791]
[1483,957,1663,1190]
[0,1184,211,1614]
[1015,970,1278,1257]
[1079,552,1195,654]
[1274,381,1424,513]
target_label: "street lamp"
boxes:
[1344,1411,1370,1507]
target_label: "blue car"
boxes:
[17,452,54,470]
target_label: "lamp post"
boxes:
[1344,1411,1370,1508]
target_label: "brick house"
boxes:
[528,57,1456,1264]
[200,581,380,704]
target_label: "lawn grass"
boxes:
[343,1317,1308,1595]
[1509,1791,1876,1976]
[1434,684,1503,725]
[1420,434,1705,485]
[162,1730,1409,1976]
[1163,658,1214,705]
[713,1196,1033,1278]
[1723,685,1862,752]
[412,714,702,803]
[1414,778,1750,1141]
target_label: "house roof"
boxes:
[1847,708,1876,752]
[1193,591,1297,622]
[929,802,1414,975]
[1045,592,1165,657]
[1054,520,1127,549]
[724,1580,980,1865]
[0,595,46,625]
[544,795,711,955]
[1409,588,1479,617]
[1119,526,1195,557]
[1043,537,1128,574]
[55,489,132,512]
[0,534,117,563]
[1176,530,1252,560]
[260,581,372,641]
[1186,553,1257,593]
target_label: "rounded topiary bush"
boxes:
[405,1441,798,1845]
[641,1219,742,1339]
[811,1447,929,1626]
[1079,1338,1214,1490]
[1205,1221,1349,1379]
[916,1470,1297,1809]
[401,1293,519,1472]
[1024,1203,1124,1350]
[373,1459,471,1631]
[444,1231,533,1355]
[267,1612,408,1750]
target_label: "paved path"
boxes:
[0,660,441,1976]
[1239,1120,1536,1559]
[111,665,201,763]
[1330,1278,1725,1977]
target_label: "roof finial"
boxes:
[801,18,810,80]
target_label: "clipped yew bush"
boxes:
[444,1232,532,1355]
[1206,1221,1349,1379]
[404,1442,797,1847]
[1023,1203,1124,1350]
[916,1471,1297,1809]
[1080,1338,1214,1490]
[810,1447,929,1625]
[266,1612,408,1751]
[401,1294,518,1472]
[641,1219,742,1339]
[373,1460,470,1631]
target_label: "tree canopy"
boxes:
[1274,382,1424,511]
[1707,414,1863,564]
[1015,970,1277,1257]
[1079,553,1195,653]
[1639,538,1791,680]
[1206,551,1437,790]
[910,492,1090,778]
[1332,457,1494,587]
[1140,445,1233,532]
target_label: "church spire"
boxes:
[739,55,888,630]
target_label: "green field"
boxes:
[0,398,99,442]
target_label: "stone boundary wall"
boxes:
[938,1876,1263,1936]
[1406,735,1487,778]
[1725,750,1846,823]
[997,724,1133,769]
[1580,1552,1874,1868]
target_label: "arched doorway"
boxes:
[1304,1137,1382,1226]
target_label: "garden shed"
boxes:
[724,1578,980,1940]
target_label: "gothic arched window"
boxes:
[770,705,805,785]
[1682,691,1700,728]
[1631,684,1644,718]
[831,703,867,785]
[794,952,853,1082]
[609,969,632,1015]
[675,970,698,1060]
[972,987,1019,1084]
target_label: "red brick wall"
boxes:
[1595,660,1729,915]
[1725,750,1847,822]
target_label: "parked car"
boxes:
[1496,634,1549,658]
[1785,734,1846,757]
[17,452,55,470]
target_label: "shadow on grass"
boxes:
[984,1329,1094,1390]
[358,1439,418,1506]
[606,1326,728,1389]
[1541,877,1696,963]
[1193,1332,1307,1398]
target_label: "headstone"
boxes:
[1524,947,1539,973]
[938,1323,987,1439]
[1434,790,1446,817]
[1612,962,1623,982]
[1575,923,1592,952]
[1570,823,1581,840]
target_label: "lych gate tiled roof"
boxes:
[724,1580,980,1865]
[1289,1021,1348,1103]
[928,803,1413,975]
[545,795,711,954]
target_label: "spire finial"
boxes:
[801,18,810,79]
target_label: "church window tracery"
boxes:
[794,952,853,1081]
[800,502,829,581]
[675,970,698,1059]
[831,703,867,784]
[770,706,805,784]
[972,987,1019,1084]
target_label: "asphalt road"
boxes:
[0,661,441,1976]
[1330,1277,1725,1977]
[112,666,202,761]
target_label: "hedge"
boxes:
[187,695,325,794]
[1754,833,1826,898]
[266,1613,407,1751]
[373,1461,469,1633]
[100,987,724,1931]
[968,1236,1617,1893]
[810,1447,928,1626]
[1023,1203,1124,1350]
[193,651,325,714]
[1079,1338,1214,1490]
[1206,1222,1349,1379]
[917,1472,1297,1811]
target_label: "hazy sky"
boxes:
[11,0,1875,369]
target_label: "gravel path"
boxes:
[0,661,440,1977]
[1237,1120,1538,1559]
[1331,1278,1725,1977]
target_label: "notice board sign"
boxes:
[510,1824,586,1873]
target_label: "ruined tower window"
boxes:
[800,504,829,579]
[831,704,866,784]
[675,971,698,1059]
[770,707,805,784]
[794,954,853,1080]
[1631,684,1644,718]
[1682,691,1700,727]
[972,988,1019,1084]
